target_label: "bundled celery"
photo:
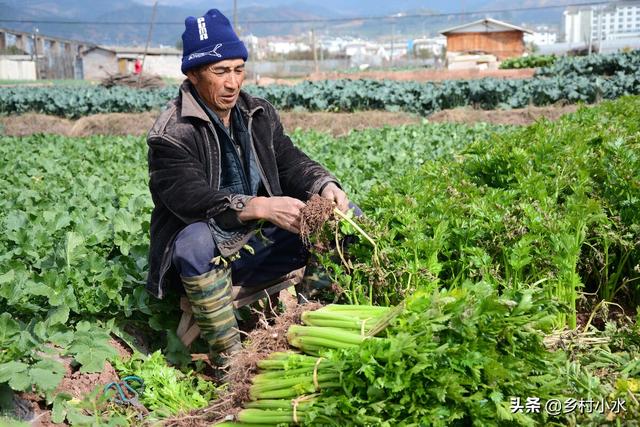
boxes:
[220,304,392,426]
[221,285,583,426]
[250,353,339,400]
[300,304,390,333]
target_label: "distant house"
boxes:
[440,18,533,64]
[0,27,90,79]
[81,46,182,80]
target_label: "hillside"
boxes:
[0,0,598,45]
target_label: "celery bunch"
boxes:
[220,304,393,425]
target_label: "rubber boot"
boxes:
[181,267,242,366]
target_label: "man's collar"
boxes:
[180,80,209,122]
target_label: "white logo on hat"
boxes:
[197,17,208,40]
[187,43,223,61]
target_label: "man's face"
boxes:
[188,58,245,116]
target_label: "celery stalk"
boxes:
[245,398,315,410]
[288,325,371,345]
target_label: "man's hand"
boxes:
[320,182,349,212]
[238,196,306,234]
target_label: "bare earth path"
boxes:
[0,104,582,138]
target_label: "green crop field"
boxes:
[0,52,639,426]
[1,51,639,119]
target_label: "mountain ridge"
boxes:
[0,0,592,46]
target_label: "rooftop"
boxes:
[440,18,533,35]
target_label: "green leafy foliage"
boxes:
[50,388,132,426]
[291,122,506,198]
[1,93,639,425]
[0,134,181,394]
[306,284,571,426]
[112,351,219,416]
[500,54,557,69]
[0,122,491,394]
[536,50,640,77]
[66,321,119,373]
[0,85,177,118]
[240,290,639,426]
[249,71,640,114]
[1,50,639,118]
[318,97,640,329]
[0,358,65,393]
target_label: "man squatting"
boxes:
[145,9,357,365]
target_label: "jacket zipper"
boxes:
[205,123,221,189]
[247,113,273,196]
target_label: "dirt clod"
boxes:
[299,194,335,247]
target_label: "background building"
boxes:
[81,46,182,80]
[0,27,89,79]
[441,18,532,60]
[440,18,532,70]
[564,1,640,45]
[524,26,558,46]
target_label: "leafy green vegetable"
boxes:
[0,119,503,393]
[112,351,219,415]
[0,134,182,394]
[1,51,639,118]
[536,50,640,77]
[500,54,556,69]
[236,285,575,426]
[319,96,640,330]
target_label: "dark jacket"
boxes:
[146,80,339,298]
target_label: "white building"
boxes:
[564,1,640,44]
[524,26,558,46]
[81,46,182,80]
[343,39,369,57]
[412,36,447,55]
[267,41,310,55]
[319,37,350,55]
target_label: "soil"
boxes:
[0,113,76,136]
[279,110,421,136]
[255,68,536,85]
[0,111,421,138]
[427,104,583,126]
[307,67,536,83]
[0,104,583,139]
[13,338,133,426]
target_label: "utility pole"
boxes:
[32,27,39,79]
[311,28,319,74]
[233,0,238,34]
[138,0,158,87]
[391,21,395,67]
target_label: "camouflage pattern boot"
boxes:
[181,267,242,366]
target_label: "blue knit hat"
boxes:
[181,9,248,74]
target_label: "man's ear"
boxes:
[186,69,199,85]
